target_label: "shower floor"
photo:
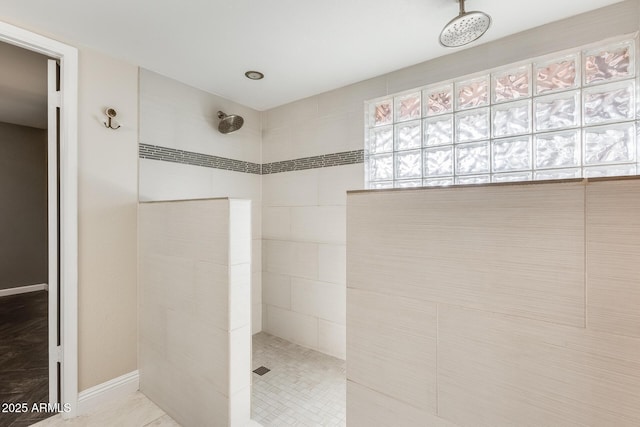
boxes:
[251,332,346,426]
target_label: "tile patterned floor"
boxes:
[0,291,51,427]
[252,332,346,426]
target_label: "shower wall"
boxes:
[138,69,262,334]
[346,179,640,426]
[139,198,252,426]
[260,0,640,359]
[261,96,367,359]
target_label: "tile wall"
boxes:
[261,82,378,357]
[139,199,252,426]
[346,179,640,426]
[138,69,263,334]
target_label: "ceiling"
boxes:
[0,41,47,129]
[0,0,625,111]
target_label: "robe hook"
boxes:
[104,108,121,130]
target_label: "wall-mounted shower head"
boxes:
[439,0,491,48]
[217,111,244,134]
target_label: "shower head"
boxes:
[439,0,491,48]
[217,111,244,134]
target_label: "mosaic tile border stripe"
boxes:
[139,143,364,175]
[261,150,363,174]
[139,143,261,174]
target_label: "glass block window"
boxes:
[365,37,639,188]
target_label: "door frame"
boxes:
[0,21,79,417]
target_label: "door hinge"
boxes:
[53,345,63,363]
[49,90,61,108]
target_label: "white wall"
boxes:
[260,0,640,360]
[138,69,263,334]
[139,198,252,427]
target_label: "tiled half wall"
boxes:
[139,198,252,426]
[346,178,640,426]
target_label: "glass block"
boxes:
[583,123,636,165]
[424,146,453,177]
[369,153,394,181]
[368,126,393,153]
[534,168,582,181]
[584,40,634,85]
[492,136,532,172]
[492,100,531,138]
[534,91,580,132]
[534,130,581,169]
[395,92,421,122]
[535,54,579,95]
[455,141,490,175]
[424,177,453,187]
[493,65,531,103]
[456,76,489,110]
[456,175,490,185]
[395,121,422,151]
[584,164,637,177]
[371,99,393,127]
[395,150,422,179]
[456,108,490,143]
[492,172,533,183]
[395,179,422,188]
[583,80,634,125]
[370,181,394,189]
[424,115,453,146]
[424,84,453,116]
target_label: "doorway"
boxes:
[0,20,79,419]
[0,40,56,426]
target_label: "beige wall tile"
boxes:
[139,199,251,425]
[318,244,347,285]
[587,179,640,338]
[347,288,437,412]
[291,277,346,325]
[290,206,346,244]
[263,239,319,279]
[262,169,319,207]
[347,381,455,427]
[265,305,319,350]
[318,319,346,359]
[348,182,586,327]
[262,207,291,240]
[262,272,292,310]
[318,164,364,206]
[438,304,640,426]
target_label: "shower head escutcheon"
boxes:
[439,0,491,48]
[217,111,244,134]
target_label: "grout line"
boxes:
[583,183,588,329]
[436,303,439,416]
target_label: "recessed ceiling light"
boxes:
[245,70,264,80]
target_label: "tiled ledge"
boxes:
[139,143,364,175]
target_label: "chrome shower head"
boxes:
[217,111,244,134]
[439,0,491,48]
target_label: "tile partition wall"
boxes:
[139,198,252,426]
[346,179,640,426]
[259,0,640,359]
[138,69,263,334]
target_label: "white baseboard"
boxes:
[0,283,47,298]
[78,370,139,415]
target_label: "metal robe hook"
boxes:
[104,108,121,130]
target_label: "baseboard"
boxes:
[78,370,139,415]
[0,283,47,298]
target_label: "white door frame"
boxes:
[0,21,79,417]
